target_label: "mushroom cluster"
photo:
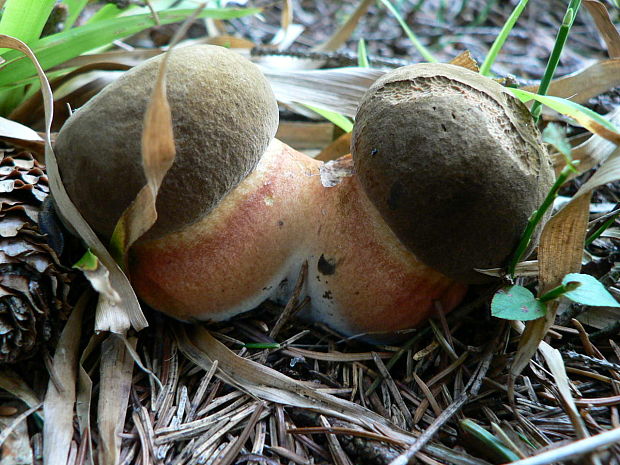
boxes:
[54,45,554,340]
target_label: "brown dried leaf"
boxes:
[43,292,85,465]
[522,59,620,104]
[109,46,176,270]
[97,335,137,465]
[584,1,620,58]
[313,0,374,53]
[510,193,592,387]
[449,50,479,72]
[315,132,352,162]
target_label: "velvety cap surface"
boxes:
[55,45,279,240]
[352,63,555,283]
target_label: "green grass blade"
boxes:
[0,0,56,46]
[85,3,125,23]
[357,38,370,67]
[62,0,90,29]
[305,104,354,133]
[479,0,529,76]
[510,88,620,137]
[379,0,437,62]
[0,7,260,89]
[531,0,582,122]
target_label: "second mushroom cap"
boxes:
[351,63,555,283]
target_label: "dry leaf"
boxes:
[584,1,620,58]
[0,34,147,334]
[510,194,592,389]
[175,324,419,445]
[313,0,374,53]
[264,67,385,117]
[316,132,352,162]
[43,292,86,465]
[557,107,620,176]
[109,45,176,270]
[0,116,43,142]
[523,59,620,104]
[449,50,479,72]
[0,408,34,463]
[97,335,137,465]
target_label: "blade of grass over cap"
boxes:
[530,0,582,122]
[510,88,620,145]
[379,0,437,62]
[109,4,203,270]
[479,0,529,76]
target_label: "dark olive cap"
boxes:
[55,45,279,241]
[352,63,555,283]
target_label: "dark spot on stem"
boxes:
[318,254,336,275]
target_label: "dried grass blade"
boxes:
[0,116,43,141]
[263,67,385,117]
[97,335,137,465]
[174,324,418,444]
[0,369,41,417]
[538,342,590,440]
[522,59,620,104]
[109,43,176,269]
[0,402,41,453]
[510,193,592,390]
[77,333,104,465]
[560,107,620,176]
[0,34,147,333]
[584,1,620,58]
[507,427,620,465]
[313,0,374,53]
[109,5,207,269]
[575,151,620,198]
[43,291,86,465]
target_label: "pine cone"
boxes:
[0,148,71,363]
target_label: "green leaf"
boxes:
[542,122,572,160]
[0,7,260,89]
[244,343,281,349]
[460,419,521,463]
[357,38,369,68]
[73,249,99,271]
[509,88,620,144]
[491,285,547,321]
[479,0,529,76]
[379,0,437,62]
[0,0,56,51]
[562,273,620,307]
[62,0,90,29]
[305,104,353,133]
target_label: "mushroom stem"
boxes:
[130,139,467,338]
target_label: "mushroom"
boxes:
[352,63,555,283]
[54,45,553,340]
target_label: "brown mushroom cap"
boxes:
[54,44,279,240]
[352,63,555,283]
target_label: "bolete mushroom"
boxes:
[54,45,553,340]
[352,63,555,283]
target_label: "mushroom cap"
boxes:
[55,44,279,240]
[352,63,555,283]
